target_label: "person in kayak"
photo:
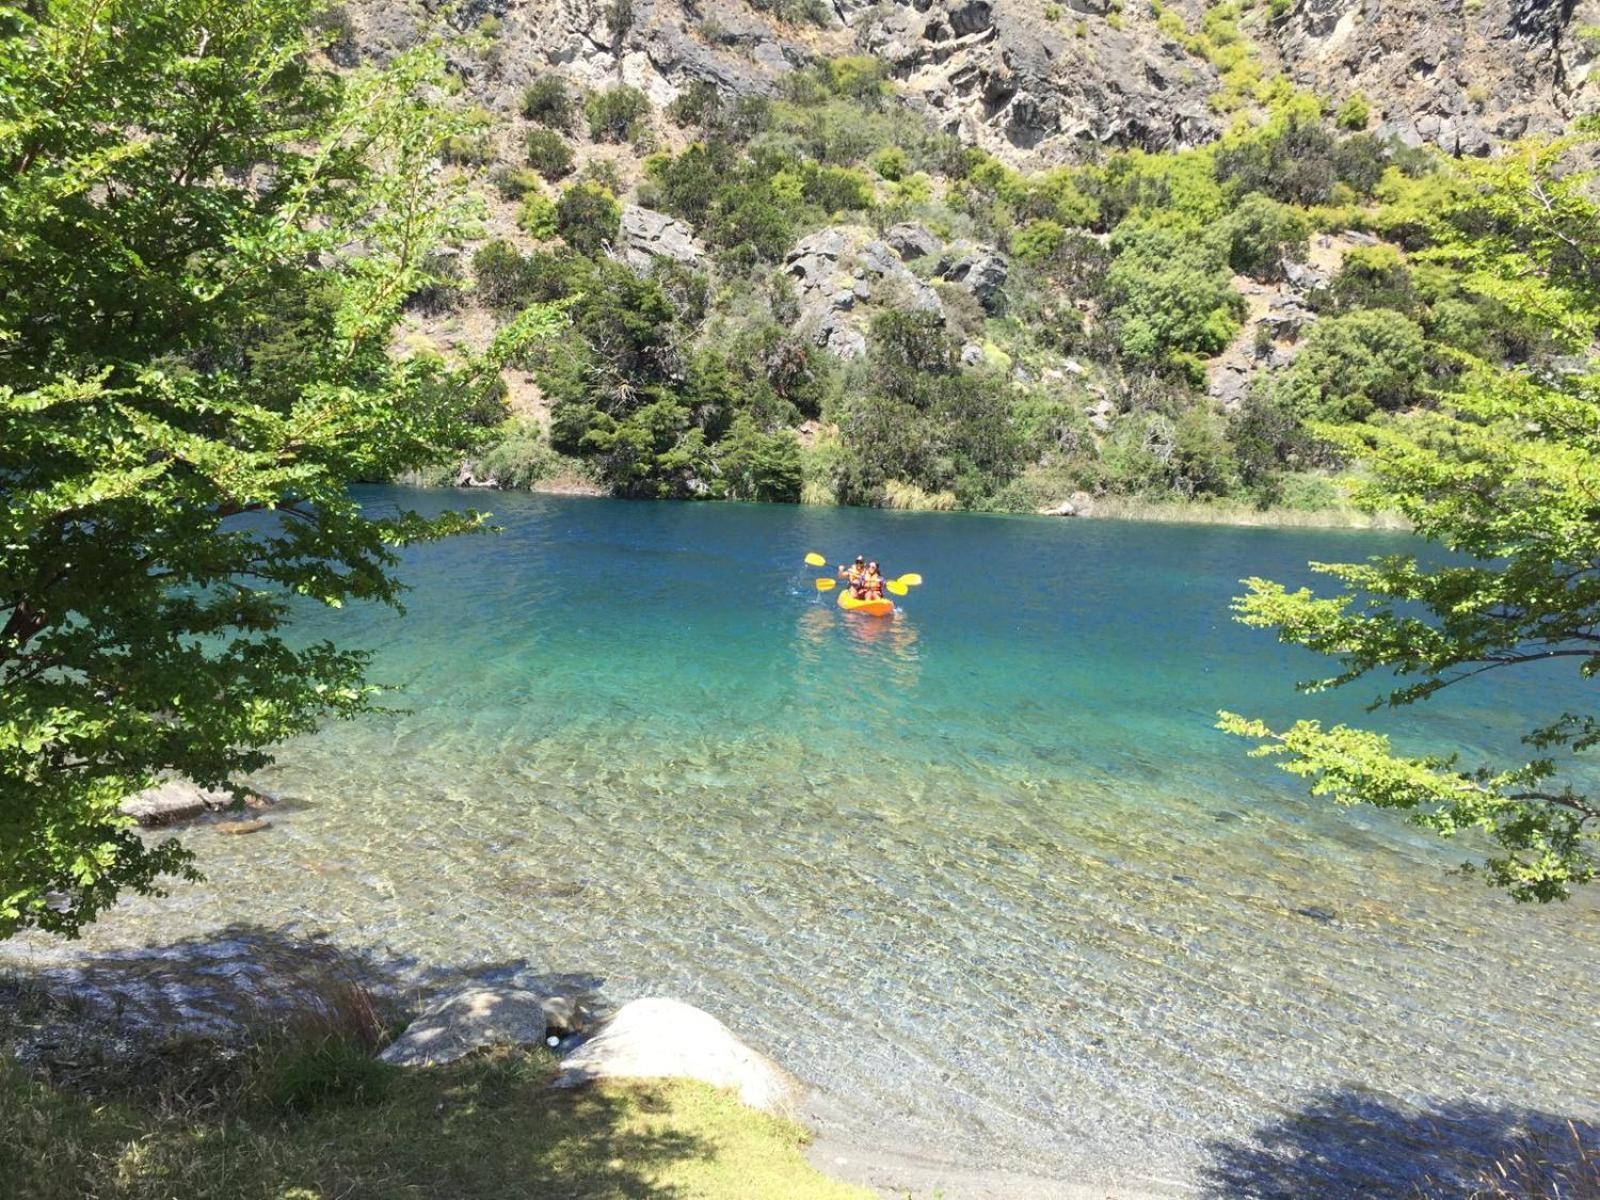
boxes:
[838,555,868,597]
[863,561,885,600]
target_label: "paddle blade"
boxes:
[886,579,909,596]
[896,573,923,587]
[804,552,826,567]
[813,577,836,592]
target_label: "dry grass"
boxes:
[1083,495,1409,530]
[1438,1122,1600,1200]
[882,480,958,511]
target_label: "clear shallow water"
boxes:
[17,489,1600,1194]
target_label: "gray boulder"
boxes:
[555,997,800,1115]
[883,221,942,262]
[785,226,943,359]
[939,246,1009,313]
[121,779,239,826]
[380,986,578,1067]
[619,204,706,273]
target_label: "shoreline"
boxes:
[432,478,1408,532]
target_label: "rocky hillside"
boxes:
[334,0,1600,516]
[345,0,1599,164]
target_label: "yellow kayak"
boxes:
[837,592,895,617]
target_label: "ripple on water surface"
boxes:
[14,490,1599,1196]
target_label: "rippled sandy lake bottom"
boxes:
[13,490,1599,1195]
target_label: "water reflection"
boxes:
[792,604,920,699]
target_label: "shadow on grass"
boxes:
[1202,1087,1600,1200]
[1,925,716,1199]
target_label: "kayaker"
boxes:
[863,561,885,600]
[838,555,868,597]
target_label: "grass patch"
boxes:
[0,1044,869,1200]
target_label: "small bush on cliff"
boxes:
[521,74,575,128]
[525,128,575,180]
[586,85,652,142]
[555,182,622,255]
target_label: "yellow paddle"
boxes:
[885,579,909,596]
[804,552,826,567]
[896,573,923,587]
[814,577,836,592]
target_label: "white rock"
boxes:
[380,986,556,1068]
[555,997,800,1115]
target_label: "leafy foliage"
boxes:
[0,0,563,936]
[1222,137,1600,900]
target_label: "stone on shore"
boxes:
[554,997,800,1115]
[380,986,570,1067]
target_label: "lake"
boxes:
[17,488,1600,1195]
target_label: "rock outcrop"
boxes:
[1265,0,1600,156]
[858,0,1223,162]
[554,997,801,1114]
[618,204,706,272]
[348,0,1600,166]
[786,226,944,358]
[380,985,597,1067]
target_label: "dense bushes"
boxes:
[1270,309,1427,420]
[1105,220,1244,368]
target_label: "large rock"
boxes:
[939,245,1009,313]
[883,221,942,261]
[555,997,800,1115]
[785,226,943,359]
[120,779,242,826]
[380,986,583,1067]
[619,204,706,273]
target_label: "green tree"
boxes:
[1224,193,1309,282]
[0,1,562,937]
[1220,138,1600,901]
[1106,219,1244,365]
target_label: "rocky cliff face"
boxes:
[346,0,1599,163]
[1266,0,1600,156]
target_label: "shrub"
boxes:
[554,182,621,255]
[1276,308,1426,419]
[585,86,652,142]
[1331,132,1389,197]
[1215,110,1339,206]
[473,240,540,312]
[717,416,803,501]
[490,165,543,200]
[1335,93,1370,131]
[802,162,874,212]
[1013,218,1066,266]
[1224,193,1309,281]
[403,250,464,317]
[869,146,908,181]
[521,74,574,128]
[524,128,575,180]
[517,192,557,238]
[1327,243,1416,314]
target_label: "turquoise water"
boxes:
[20,489,1600,1193]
